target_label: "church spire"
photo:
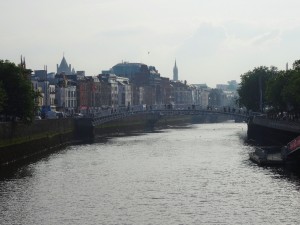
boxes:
[173,59,178,81]
[57,54,72,75]
[20,55,26,69]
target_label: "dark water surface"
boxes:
[1,123,300,225]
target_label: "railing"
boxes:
[252,116,300,134]
[88,108,250,127]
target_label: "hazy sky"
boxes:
[1,0,300,87]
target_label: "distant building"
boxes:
[116,76,132,108]
[56,85,77,114]
[34,70,47,80]
[99,74,133,109]
[170,80,192,105]
[57,56,75,75]
[110,62,150,85]
[31,80,44,109]
[216,80,238,92]
[216,80,239,107]
[160,77,172,105]
[216,84,228,91]
[31,80,56,110]
[190,84,211,107]
[173,60,178,81]
[77,76,99,114]
[108,62,163,105]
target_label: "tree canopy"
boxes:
[238,60,300,113]
[265,70,287,111]
[0,81,6,112]
[0,60,36,122]
[237,66,277,112]
[281,70,300,111]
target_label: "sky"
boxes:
[1,0,300,87]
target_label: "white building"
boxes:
[32,81,56,111]
[116,76,132,108]
[102,74,133,110]
[55,85,77,114]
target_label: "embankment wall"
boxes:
[0,119,75,166]
[0,113,248,167]
[247,118,300,145]
[0,114,161,167]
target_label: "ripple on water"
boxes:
[1,123,300,224]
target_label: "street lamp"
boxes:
[259,74,263,112]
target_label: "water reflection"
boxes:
[1,123,300,224]
[0,166,33,181]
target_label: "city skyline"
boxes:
[1,0,300,87]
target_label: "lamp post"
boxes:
[259,74,263,112]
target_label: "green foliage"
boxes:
[0,60,35,122]
[265,70,287,111]
[281,70,300,111]
[240,59,300,113]
[265,61,300,112]
[292,59,300,71]
[237,66,277,112]
[0,81,6,112]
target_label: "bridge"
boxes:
[89,108,250,127]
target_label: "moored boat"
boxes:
[249,146,284,166]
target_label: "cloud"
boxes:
[250,31,281,46]
[223,21,265,39]
[222,21,281,47]
[97,26,146,38]
[177,23,227,58]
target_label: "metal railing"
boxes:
[89,107,250,127]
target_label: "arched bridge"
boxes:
[89,109,250,127]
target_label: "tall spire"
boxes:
[173,59,178,81]
[20,55,26,69]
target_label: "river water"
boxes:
[1,122,300,225]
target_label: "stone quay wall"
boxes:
[247,117,300,145]
[0,118,76,167]
[0,114,161,167]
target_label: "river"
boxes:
[1,122,300,225]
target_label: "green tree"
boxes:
[237,66,277,112]
[0,81,6,112]
[0,60,35,122]
[292,59,300,71]
[265,70,288,112]
[281,70,300,111]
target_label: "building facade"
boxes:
[55,85,77,114]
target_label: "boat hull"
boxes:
[249,146,284,166]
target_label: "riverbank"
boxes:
[248,116,300,146]
[0,119,76,167]
[4,112,296,168]
[0,113,196,167]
